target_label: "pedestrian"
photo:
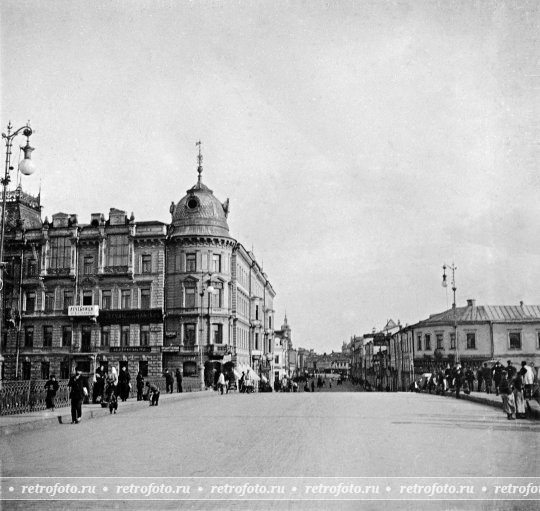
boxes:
[499,371,516,420]
[239,372,245,393]
[464,365,474,394]
[481,363,492,394]
[44,374,59,411]
[513,373,526,419]
[118,366,131,402]
[175,368,183,393]
[68,367,87,424]
[492,361,503,396]
[476,364,484,392]
[93,364,106,404]
[217,371,226,395]
[311,379,315,392]
[506,360,516,381]
[146,381,160,406]
[454,365,463,399]
[164,368,174,393]
[136,371,145,401]
[519,361,535,400]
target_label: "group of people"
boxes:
[45,365,166,425]
[418,360,537,420]
[164,368,183,394]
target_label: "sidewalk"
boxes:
[0,389,219,437]
[429,388,540,419]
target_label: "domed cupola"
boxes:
[169,142,231,238]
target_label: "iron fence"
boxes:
[0,379,71,415]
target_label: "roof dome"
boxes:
[169,156,231,238]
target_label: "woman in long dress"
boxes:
[513,374,526,419]
[499,372,516,420]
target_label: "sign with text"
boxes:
[109,346,151,353]
[68,305,99,317]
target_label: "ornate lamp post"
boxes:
[198,274,215,390]
[442,263,458,364]
[0,122,36,382]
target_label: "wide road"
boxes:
[1,388,539,510]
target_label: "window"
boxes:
[186,253,196,272]
[466,333,476,350]
[27,259,37,277]
[450,333,456,349]
[509,332,522,350]
[269,316,272,329]
[81,325,92,352]
[26,292,36,313]
[63,291,73,312]
[275,355,279,364]
[140,325,150,346]
[538,332,540,349]
[211,284,223,308]
[436,334,443,350]
[101,326,110,347]
[212,254,221,273]
[140,288,151,309]
[45,292,55,312]
[41,361,50,380]
[49,237,71,269]
[121,326,130,347]
[62,326,72,347]
[424,334,431,351]
[255,305,259,320]
[121,290,131,309]
[83,255,94,275]
[107,234,129,267]
[82,290,93,306]
[184,324,196,346]
[102,290,112,310]
[43,326,53,348]
[142,254,152,273]
[212,324,223,344]
[184,285,196,308]
[255,332,259,350]
[25,326,34,347]
[417,334,422,351]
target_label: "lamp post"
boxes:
[442,263,458,364]
[0,122,36,382]
[198,274,214,390]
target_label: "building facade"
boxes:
[1,155,277,383]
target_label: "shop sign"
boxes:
[110,346,151,353]
[69,305,99,317]
[161,346,180,353]
[165,331,177,338]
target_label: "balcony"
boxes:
[206,344,228,356]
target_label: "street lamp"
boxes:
[0,122,36,381]
[198,274,215,390]
[442,263,458,364]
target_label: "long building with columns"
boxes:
[0,153,276,384]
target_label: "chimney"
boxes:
[467,299,476,307]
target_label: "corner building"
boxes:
[1,156,276,384]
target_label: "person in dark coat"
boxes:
[44,374,59,411]
[117,366,131,402]
[175,368,183,393]
[453,365,463,399]
[164,369,174,393]
[492,361,503,396]
[93,364,106,404]
[464,365,474,395]
[136,371,145,401]
[68,367,86,424]
[481,363,492,394]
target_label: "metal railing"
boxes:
[0,379,71,415]
[0,376,204,415]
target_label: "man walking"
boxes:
[68,367,86,424]
[481,363,492,394]
[164,369,174,393]
[175,368,183,393]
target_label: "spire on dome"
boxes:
[196,140,203,185]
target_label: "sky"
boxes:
[1,0,539,354]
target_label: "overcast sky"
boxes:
[1,0,538,353]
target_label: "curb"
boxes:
[0,389,219,437]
